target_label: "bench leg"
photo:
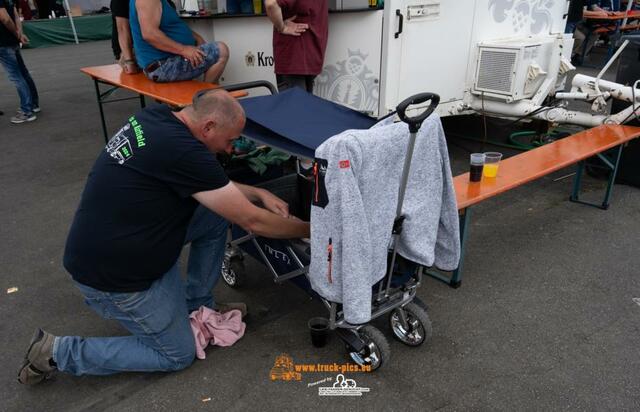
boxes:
[570,144,624,210]
[600,145,623,209]
[570,160,586,203]
[425,207,471,289]
[94,79,109,144]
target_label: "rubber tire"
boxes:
[389,302,433,347]
[221,257,245,288]
[356,325,391,371]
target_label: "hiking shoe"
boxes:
[11,111,36,124]
[215,302,248,318]
[18,328,57,385]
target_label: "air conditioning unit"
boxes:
[472,38,556,102]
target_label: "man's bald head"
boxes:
[191,88,245,131]
[183,88,246,153]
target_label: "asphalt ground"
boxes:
[1,41,639,411]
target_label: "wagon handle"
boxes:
[396,93,440,133]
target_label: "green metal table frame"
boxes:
[92,78,147,143]
[426,143,625,288]
[569,144,624,210]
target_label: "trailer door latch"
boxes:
[407,2,440,21]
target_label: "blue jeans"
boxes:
[145,43,220,83]
[53,206,228,375]
[0,46,39,114]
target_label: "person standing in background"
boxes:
[110,0,140,73]
[0,0,40,123]
[17,0,32,20]
[34,0,47,18]
[264,0,328,93]
[27,0,36,17]
[565,0,606,64]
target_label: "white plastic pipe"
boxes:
[595,40,629,97]
[63,0,79,44]
[555,92,592,100]
[609,104,640,124]
[573,74,640,103]
[468,99,607,127]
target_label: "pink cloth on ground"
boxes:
[189,306,246,360]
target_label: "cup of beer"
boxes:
[469,153,485,182]
[483,152,503,178]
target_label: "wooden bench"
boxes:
[427,124,640,288]
[594,22,640,34]
[81,64,248,142]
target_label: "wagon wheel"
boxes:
[221,253,245,288]
[389,302,432,347]
[347,325,390,371]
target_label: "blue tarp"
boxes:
[239,88,377,158]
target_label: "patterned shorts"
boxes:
[145,42,220,83]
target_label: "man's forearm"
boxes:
[234,182,262,203]
[0,10,18,36]
[116,17,134,60]
[250,208,310,239]
[143,27,188,56]
[14,7,22,35]
[265,0,285,32]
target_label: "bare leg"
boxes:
[204,42,229,84]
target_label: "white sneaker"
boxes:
[33,106,41,113]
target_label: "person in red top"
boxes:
[264,0,328,93]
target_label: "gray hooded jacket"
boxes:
[309,114,460,324]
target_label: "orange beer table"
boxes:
[580,9,640,63]
[428,125,640,287]
[81,64,248,142]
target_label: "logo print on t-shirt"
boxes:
[105,117,146,165]
[106,124,134,164]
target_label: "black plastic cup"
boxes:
[308,317,329,348]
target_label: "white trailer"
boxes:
[185,0,640,127]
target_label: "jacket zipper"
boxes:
[313,161,319,203]
[326,237,333,284]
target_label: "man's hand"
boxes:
[280,15,308,36]
[257,189,290,218]
[19,33,28,44]
[180,45,205,67]
[122,59,141,74]
[590,5,609,16]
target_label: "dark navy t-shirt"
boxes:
[0,0,19,47]
[64,104,229,292]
